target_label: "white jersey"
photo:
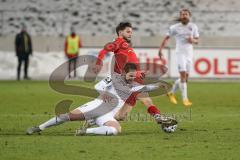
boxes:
[94,73,143,107]
[77,73,160,124]
[78,73,145,119]
[167,22,199,55]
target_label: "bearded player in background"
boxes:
[159,9,199,106]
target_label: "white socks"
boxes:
[171,78,180,93]
[179,82,188,100]
[39,113,70,130]
[38,113,118,136]
[86,126,118,135]
[171,78,189,100]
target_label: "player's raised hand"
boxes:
[187,36,199,44]
[187,36,194,44]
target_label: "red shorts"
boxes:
[126,92,138,106]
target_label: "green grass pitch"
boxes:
[0,80,239,160]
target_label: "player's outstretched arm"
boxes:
[96,49,108,65]
[94,40,119,73]
[158,36,170,59]
[93,49,108,73]
[96,40,119,66]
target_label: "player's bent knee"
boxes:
[69,109,85,121]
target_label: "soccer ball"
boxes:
[161,124,177,133]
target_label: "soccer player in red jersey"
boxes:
[95,22,166,123]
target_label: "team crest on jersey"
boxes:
[104,76,112,84]
[128,49,133,53]
[106,85,112,90]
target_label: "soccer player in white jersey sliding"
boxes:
[27,63,176,136]
[159,9,199,106]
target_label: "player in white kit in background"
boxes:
[159,9,199,106]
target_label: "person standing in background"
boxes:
[64,27,82,78]
[15,24,33,80]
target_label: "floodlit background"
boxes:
[0,1,239,160]
[0,0,239,80]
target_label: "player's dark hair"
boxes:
[174,8,191,22]
[116,22,132,36]
[180,8,191,16]
[124,63,137,73]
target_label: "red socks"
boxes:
[147,105,160,116]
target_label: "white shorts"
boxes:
[76,99,102,119]
[95,107,120,126]
[176,53,192,73]
[76,98,116,120]
[76,99,121,126]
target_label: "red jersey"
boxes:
[96,37,141,106]
[96,37,139,74]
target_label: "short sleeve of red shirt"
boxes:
[96,39,120,65]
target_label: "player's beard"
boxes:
[123,36,132,44]
[181,18,189,25]
[125,79,133,84]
